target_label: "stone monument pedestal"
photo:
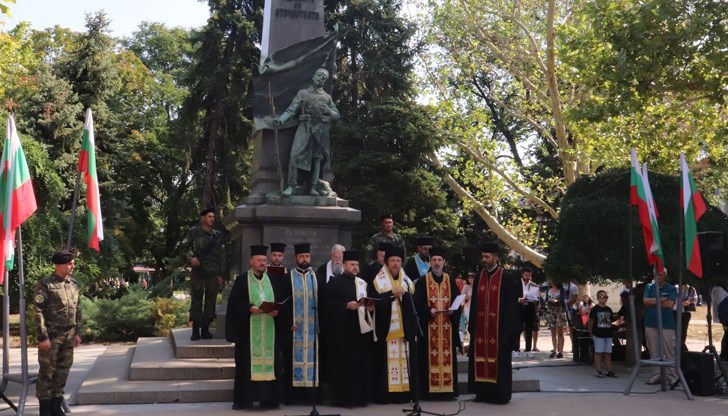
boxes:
[217,195,360,339]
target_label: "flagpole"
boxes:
[16,225,31,414]
[66,171,82,249]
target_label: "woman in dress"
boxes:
[545,280,568,358]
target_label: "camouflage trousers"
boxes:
[189,270,219,326]
[36,328,75,400]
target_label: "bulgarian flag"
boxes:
[0,116,38,284]
[630,149,664,271]
[77,109,103,251]
[680,153,707,277]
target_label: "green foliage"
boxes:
[151,296,190,337]
[545,168,728,285]
[79,286,189,342]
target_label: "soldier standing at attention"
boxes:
[33,249,82,416]
[180,208,226,340]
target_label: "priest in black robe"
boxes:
[414,247,461,400]
[371,246,418,404]
[467,242,521,404]
[361,242,391,285]
[404,235,434,282]
[323,250,375,407]
[226,245,284,410]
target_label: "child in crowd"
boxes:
[588,290,617,378]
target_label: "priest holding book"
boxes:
[323,250,375,407]
[414,247,461,400]
[226,245,283,410]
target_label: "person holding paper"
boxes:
[467,242,521,404]
[278,243,322,404]
[371,246,417,404]
[516,267,540,358]
[226,245,283,410]
[323,250,375,407]
[414,247,461,400]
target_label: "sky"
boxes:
[2,0,210,37]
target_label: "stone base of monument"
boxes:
[75,332,539,405]
[230,197,361,264]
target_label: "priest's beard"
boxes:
[332,262,343,275]
[431,266,444,276]
[297,262,310,270]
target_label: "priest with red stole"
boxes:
[414,247,461,400]
[467,242,521,404]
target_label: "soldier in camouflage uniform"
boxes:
[33,249,82,416]
[366,214,406,262]
[180,208,226,340]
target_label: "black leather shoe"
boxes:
[200,325,214,339]
[50,397,66,416]
[190,323,201,341]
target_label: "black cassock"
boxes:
[414,272,461,400]
[371,273,418,404]
[467,266,521,404]
[403,256,427,283]
[323,273,374,407]
[225,271,284,408]
[361,261,383,285]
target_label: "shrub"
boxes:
[151,296,190,337]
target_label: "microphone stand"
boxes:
[699,284,727,387]
[288,269,339,416]
[402,279,446,416]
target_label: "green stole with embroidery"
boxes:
[248,270,276,381]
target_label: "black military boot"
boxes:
[50,396,66,416]
[190,323,201,341]
[39,399,52,416]
[200,325,214,340]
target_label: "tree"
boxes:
[181,0,260,211]
[416,0,728,268]
[545,168,728,285]
[326,0,461,252]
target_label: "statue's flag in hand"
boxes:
[680,153,706,277]
[78,108,103,251]
[0,116,37,283]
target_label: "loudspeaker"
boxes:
[698,232,728,279]
[681,351,714,396]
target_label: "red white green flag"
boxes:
[77,109,103,251]
[680,153,706,278]
[630,149,664,271]
[0,116,38,283]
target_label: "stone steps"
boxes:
[76,345,233,405]
[75,328,538,405]
[130,337,234,380]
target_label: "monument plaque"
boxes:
[260,0,325,69]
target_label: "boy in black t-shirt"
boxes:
[588,290,616,378]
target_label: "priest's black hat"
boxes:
[416,235,435,246]
[270,242,286,253]
[51,249,75,265]
[343,250,360,262]
[294,243,310,255]
[429,247,447,259]
[479,242,500,254]
[377,242,393,252]
[250,245,268,257]
[385,246,405,261]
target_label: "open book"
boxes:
[357,296,379,308]
[435,294,466,312]
[259,296,290,313]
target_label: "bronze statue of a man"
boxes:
[275,68,340,197]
